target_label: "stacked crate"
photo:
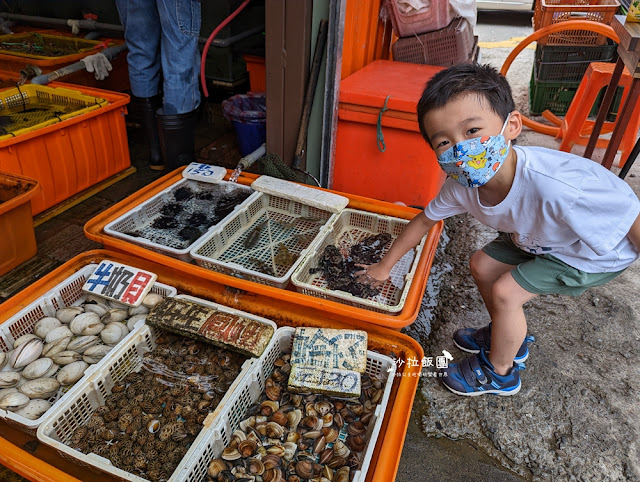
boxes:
[529,0,621,116]
[386,0,478,67]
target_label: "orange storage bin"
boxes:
[333,60,446,207]
[0,171,40,276]
[0,249,425,482]
[243,54,266,92]
[0,83,131,216]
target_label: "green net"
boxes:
[256,152,320,186]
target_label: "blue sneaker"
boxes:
[441,348,522,396]
[453,322,534,363]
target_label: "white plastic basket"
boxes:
[36,320,259,482]
[103,178,257,262]
[190,192,337,289]
[0,263,177,436]
[291,209,426,313]
[179,327,396,482]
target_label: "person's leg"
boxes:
[469,249,517,317]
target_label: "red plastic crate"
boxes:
[384,0,454,37]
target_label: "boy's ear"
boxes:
[506,110,523,140]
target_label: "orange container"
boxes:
[0,171,40,276]
[243,54,266,92]
[333,60,446,207]
[84,168,443,330]
[0,83,131,215]
[0,249,425,482]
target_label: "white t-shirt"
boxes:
[423,145,640,273]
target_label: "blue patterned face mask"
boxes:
[437,114,511,188]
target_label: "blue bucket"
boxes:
[222,94,266,157]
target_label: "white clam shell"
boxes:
[142,293,164,309]
[100,323,128,346]
[70,312,101,336]
[128,305,149,316]
[0,352,5,371]
[45,326,74,344]
[55,306,84,324]
[108,300,129,310]
[19,378,60,399]
[14,399,51,420]
[101,309,128,324]
[50,351,82,365]
[82,344,112,364]
[81,323,105,336]
[0,387,18,399]
[9,339,43,369]
[84,302,110,317]
[67,335,100,354]
[13,334,42,348]
[127,314,147,331]
[22,358,55,380]
[15,376,29,389]
[83,294,107,304]
[33,317,62,339]
[56,361,88,385]
[42,336,71,358]
[0,391,30,411]
[43,362,60,379]
[0,372,22,388]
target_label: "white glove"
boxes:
[81,53,112,80]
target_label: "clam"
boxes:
[81,323,105,336]
[42,336,71,357]
[142,293,164,309]
[0,387,18,398]
[55,306,83,324]
[43,362,60,379]
[323,426,339,444]
[295,460,323,479]
[22,358,55,380]
[100,322,128,346]
[261,400,279,416]
[83,294,107,304]
[221,447,242,461]
[333,440,350,458]
[84,302,110,317]
[347,420,366,436]
[319,448,334,465]
[128,304,150,317]
[286,431,301,444]
[12,334,41,348]
[264,467,283,482]
[266,421,284,438]
[315,400,333,416]
[238,439,258,457]
[33,317,62,338]
[82,345,112,364]
[19,378,60,399]
[313,435,327,454]
[322,413,334,427]
[14,399,50,420]
[301,415,322,431]
[108,299,129,310]
[100,309,127,324]
[57,361,88,385]
[247,457,265,476]
[269,410,288,427]
[0,352,5,371]
[239,416,256,432]
[287,408,302,428]
[346,434,365,452]
[44,326,74,344]
[9,338,43,369]
[67,335,100,354]
[70,312,101,336]
[148,419,160,433]
[261,454,282,470]
[126,314,146,331]
[328,455,347,469]
[335,466,350,482]
[50,350,82,365]
[207,458,229,479]
[0,391,30,411]
[283,441,297,461]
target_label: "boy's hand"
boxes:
[354,263,389,287]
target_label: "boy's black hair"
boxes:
[417,63,515,145]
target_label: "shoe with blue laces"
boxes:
[441,348,522,396]
[453,322,534,363]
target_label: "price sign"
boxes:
[82,260,157,307]
[182,163,227,183]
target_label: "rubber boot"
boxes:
[157,109,198,171]
[132,95,164,171]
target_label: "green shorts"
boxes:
[482,232,626,296]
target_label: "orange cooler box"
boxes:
[333,60,446,207]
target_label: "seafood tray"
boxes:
[181,326,396,482]
[104,179,258,262]
[0,263,176,436]
[36,309,275,482]
[190,192,337,289]
[291,209,426,313]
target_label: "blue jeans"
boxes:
[115,0,201,114]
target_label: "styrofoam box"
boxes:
[103,178,258,262]
[0,263,177,436]
[179,327,396,482]
[291,209,427,314]
[190,192,338,289]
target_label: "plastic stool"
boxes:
[543,62,640,167]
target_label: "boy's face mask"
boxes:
[436,114,511,188]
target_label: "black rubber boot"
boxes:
[131,95,164,171]
[157,109,198,171]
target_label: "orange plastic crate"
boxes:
[533,0,620,45]
[0,249,425,482]
[84,169,443,330]
[0,171,40,276]
[0,83,131,215]
[243,54,265,92]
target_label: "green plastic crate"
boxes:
[535,42,617,82]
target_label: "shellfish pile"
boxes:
[205,354,385,482]
[69,331,246,481]
[0,293,165,421]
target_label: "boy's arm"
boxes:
[627,213,640,252]
[356,212,437,283]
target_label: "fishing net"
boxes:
[256,152,320,186]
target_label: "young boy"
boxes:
[357,64,640,396]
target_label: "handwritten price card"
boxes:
[82,260,157,307]
[182,163,227,183]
